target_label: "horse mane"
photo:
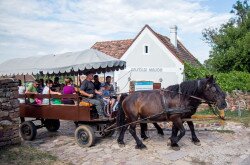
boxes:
[167,78,205,96]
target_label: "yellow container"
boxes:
[79,101,92,107]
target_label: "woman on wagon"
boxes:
[62,78,76,105]
[42,79,61,105]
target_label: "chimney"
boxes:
[170,25,178,47]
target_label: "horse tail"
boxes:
[116,93,128,130]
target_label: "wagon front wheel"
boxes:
[20,121,37,141]
[44,119,60,132]
[75,125,95,147]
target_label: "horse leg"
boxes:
[140,123,149,140]
[168,123,179,146]
[140,122,164,140]
[153,123,164,136]
[187,121,201,146]
[117,125,129,146]
[129,124,147,149]
[170,118,185,151]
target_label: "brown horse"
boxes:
[116,76,226,150]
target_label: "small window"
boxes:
[145,46,149,54]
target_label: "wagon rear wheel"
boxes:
[75,125,95,147]
[20,121,37,141]
[44,119,60,132]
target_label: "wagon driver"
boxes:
[79,71,106,119]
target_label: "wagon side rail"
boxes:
[18,93,79,100]
[18,94,93,121]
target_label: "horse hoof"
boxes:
[194,141,201,146]
[117,141,125,147]
[171,146,180,151]
[119,144,125,148]
[167,139,171,146]
[118,143,125,148]
[135,144,147,149]
[171,143,180,151]
[143,137,150,141]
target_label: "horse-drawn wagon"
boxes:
[0,49,227,150]
[0,49,126,147]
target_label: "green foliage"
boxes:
[202,0,250,73]
[216,71,250,92]
[184,62,211,80]
[36,75,75,84]
[184,62,250,92]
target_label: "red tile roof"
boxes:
[91,25,200,65]
[155,33,199,65]
[91,39,134,59]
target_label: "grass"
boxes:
[196,109,250,127]
[196,109,215,115]
[0,144,66,165]
[211,129,235,134]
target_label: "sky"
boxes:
[0,0,238,64]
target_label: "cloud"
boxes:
[0,0,232,63]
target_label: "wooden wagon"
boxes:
[0,49,126,147]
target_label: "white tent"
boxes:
[0,49,126,76]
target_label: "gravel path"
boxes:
[23,121,250,165]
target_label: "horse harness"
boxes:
[159,80,216,115]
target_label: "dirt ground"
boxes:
[16,120,250,165]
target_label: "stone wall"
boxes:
[226,91,250,111]
[0,78,21,147]
[198,91,250,111]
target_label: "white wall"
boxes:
[114,27,184,93]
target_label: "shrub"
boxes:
[184,63,250,92]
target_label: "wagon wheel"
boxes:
[44,119,60,132]
[75,125,95,147]
[20,121,37,141]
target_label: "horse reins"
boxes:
[102,111,166,133]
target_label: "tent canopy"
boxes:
[0,49,126,76]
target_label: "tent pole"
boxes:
[24,75,26,103]
[76,73,79,88]
[77,71,81,91]
[49,76,51,105]
[77,71,80,111]
[24,75,26,91]
[104,72,105,83]
[112,71,116,93]
[49,88,51,105]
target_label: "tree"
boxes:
[202,0,250,73]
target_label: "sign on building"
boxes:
[134,81,153,91]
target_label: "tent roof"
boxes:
[0,49,126,76]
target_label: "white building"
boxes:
[92,25,199,92]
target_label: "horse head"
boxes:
[201,75,227,110]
